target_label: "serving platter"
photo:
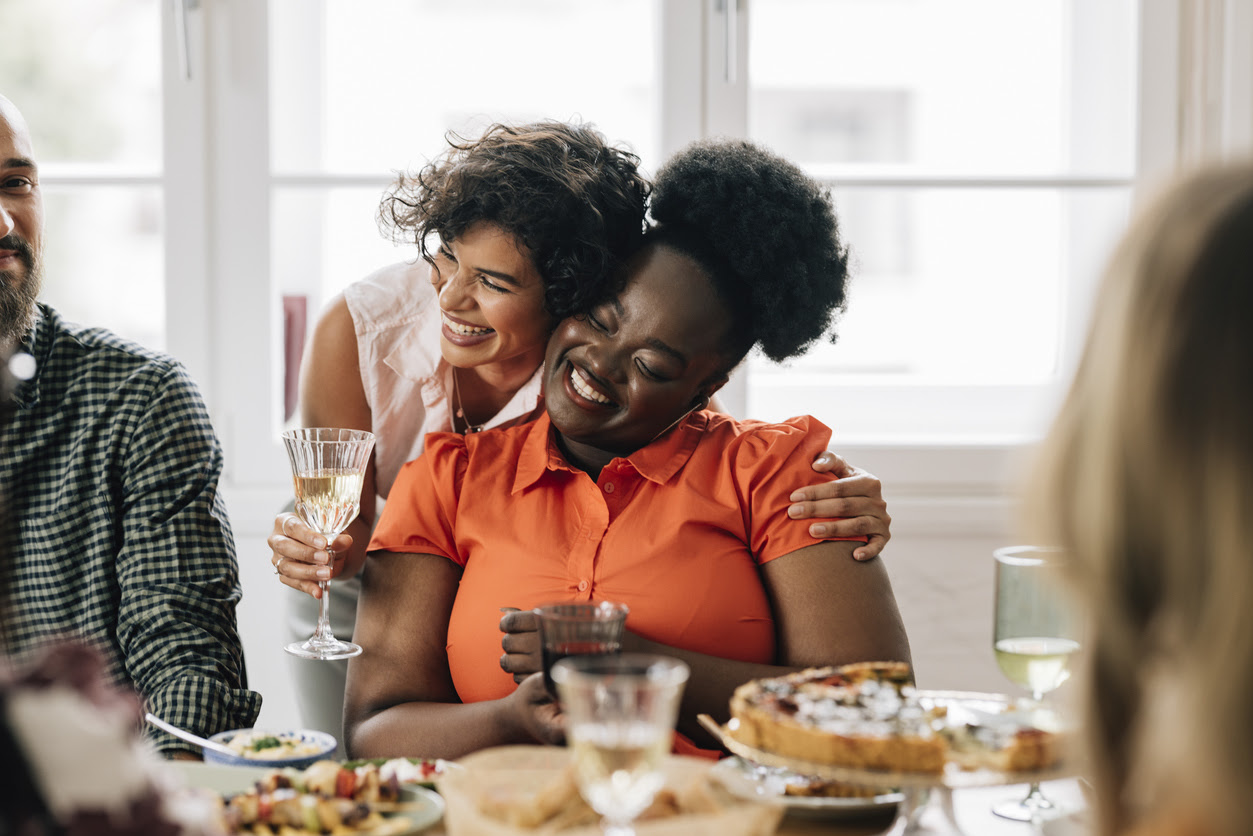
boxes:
[710,756,902,820]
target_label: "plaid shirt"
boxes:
[0,304,262,755]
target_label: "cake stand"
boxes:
[698,689,1073,836]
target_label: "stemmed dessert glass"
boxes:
[552,654,689,836]
[281,427,375,661]
[991,545,1081,821]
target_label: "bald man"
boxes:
[0,95,260,758]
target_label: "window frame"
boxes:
[165,0,1249,496]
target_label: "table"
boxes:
[422,779,1086,836]
[774,780,1084,835]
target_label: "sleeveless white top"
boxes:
[343,261,545,498]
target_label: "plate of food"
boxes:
[710,756,902,820]
[169,759,445,835]
[341,756,463,789]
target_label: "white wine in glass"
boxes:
[991,545,1081,822]
[282,427,375,661]
[553,654,689,836]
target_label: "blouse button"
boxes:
[577,580,589,592]
[603,482,615,493]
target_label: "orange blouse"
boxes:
[370,410,858,755]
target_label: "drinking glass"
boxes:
[552,654,689,836]
[282,427,375,660]
[991,545,1081,821]
[533,601,630,696]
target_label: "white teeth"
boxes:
[570,365,612,404]
[442,312,493,336]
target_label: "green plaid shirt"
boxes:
[0,304,262,755]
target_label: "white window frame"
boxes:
[163,0,1253,507]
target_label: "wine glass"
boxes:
[281,427,375,661]
[991,545,1081,822]
[551,654,689,836]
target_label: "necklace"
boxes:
[451,367,485,434]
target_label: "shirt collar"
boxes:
[512,410,707,494]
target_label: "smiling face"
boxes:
[435,221,554,375]
[543,244,733,470]
[0,97,43,343]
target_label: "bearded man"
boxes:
[0,94,260,758]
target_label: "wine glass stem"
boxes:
[313,579,334,641]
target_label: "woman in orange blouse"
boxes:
[345,139,912,760]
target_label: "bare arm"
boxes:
[344,551,563,759]
[500,540,911,749]
[267,294,378,596]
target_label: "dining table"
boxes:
[416,777,1086,836]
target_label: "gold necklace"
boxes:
[451,367,484,434]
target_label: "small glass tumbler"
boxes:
[534,601,630,697]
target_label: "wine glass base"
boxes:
[991,795,1070,823]
[285,637,362,661]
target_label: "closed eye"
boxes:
[477,273,510,294]
[634,358,671,381]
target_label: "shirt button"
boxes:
[603,482,615,493]
[577,580,589,592]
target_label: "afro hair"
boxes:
[646,138,850,364]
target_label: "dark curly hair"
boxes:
[646,138,850,365]
[379,121,650,319]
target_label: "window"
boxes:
[2,0,165,349]
[6,1,1241,485]
[739,0,1138,441]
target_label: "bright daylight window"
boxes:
[3,0,1140,454]
[1,0,164,350]
[743,0,1138,441]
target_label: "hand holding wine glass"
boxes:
[282,427,375,661]
[991,545,1081,822]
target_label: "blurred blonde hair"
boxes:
[1026,159,1253,836]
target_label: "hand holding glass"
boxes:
[552,654,689,836]
[534,601,630,696]
[282,427,375,660]
[991,545,1081,822]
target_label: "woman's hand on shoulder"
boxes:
[789,451,891,561]
[267,512,354,598]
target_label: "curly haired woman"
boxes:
[346,138,911,760]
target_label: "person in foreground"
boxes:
[345,138,912,761]
[268,121,893,738]
[0,94,260,757]
[1026,160,1253,836]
